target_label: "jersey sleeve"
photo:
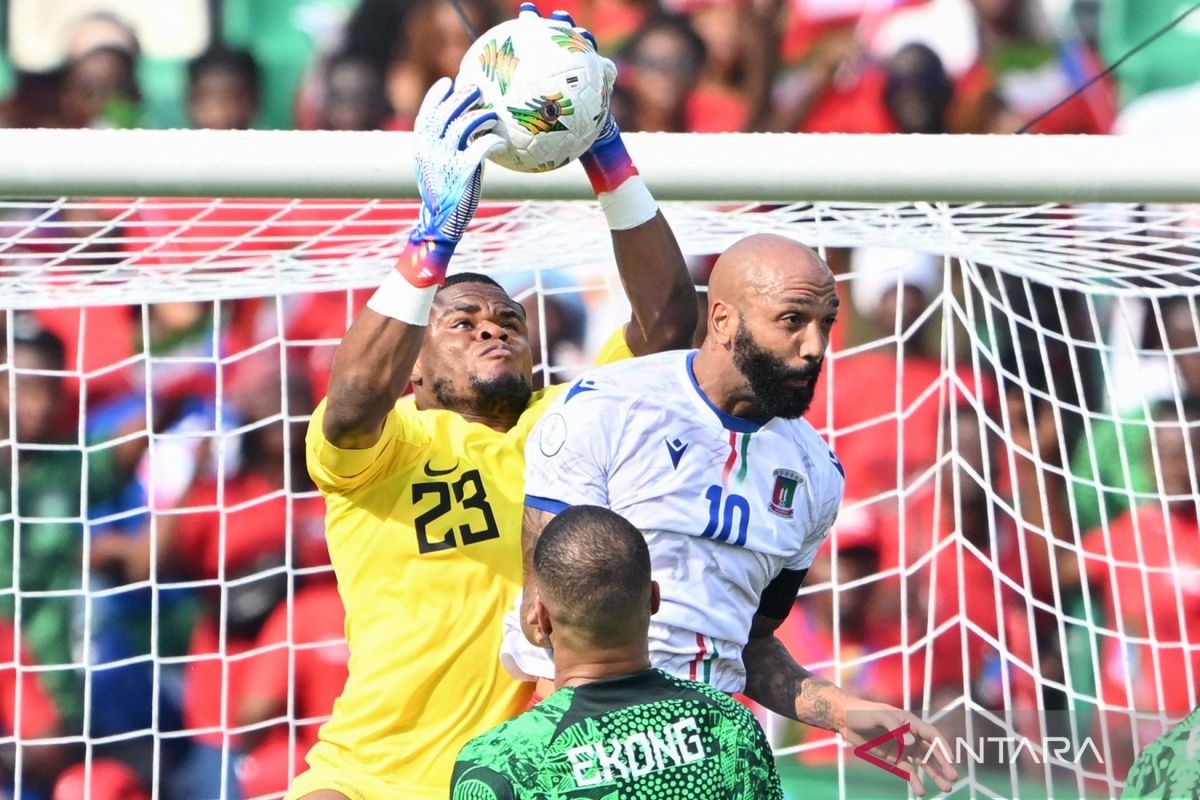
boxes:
[523,378,620,512]
[450,745,518,800]
[732,704,784,800]
[305,398,429,495]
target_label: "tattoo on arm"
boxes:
[520,506,556,643]
[743,632,841,732]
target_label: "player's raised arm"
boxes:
[322,78,502,449]
[561,12,697,356]
[743,580,959,798]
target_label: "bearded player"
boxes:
[290,17,697,800]
[508,235,958,796]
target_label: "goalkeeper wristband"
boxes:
[580,134,658,231]
[366,239,448,325]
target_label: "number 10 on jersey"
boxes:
[700,485,750,546]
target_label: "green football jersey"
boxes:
[1121,707,1200,799]
[450,668,782,800]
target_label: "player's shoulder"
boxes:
[555,350,690,407]
[458,696,563,764]
[779,415,845,486]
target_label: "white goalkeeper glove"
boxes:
[400,77,504,288]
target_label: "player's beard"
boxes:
[433,373,532,421]
[732,323,823,419]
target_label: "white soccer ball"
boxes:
[456,12,610,173]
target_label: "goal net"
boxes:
[1,132,1198,800]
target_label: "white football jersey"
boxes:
[510,350,845,693]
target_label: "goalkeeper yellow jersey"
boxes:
[300,329,632,799]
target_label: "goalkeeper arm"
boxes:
[540,7,697,355]
[323,79,502,448]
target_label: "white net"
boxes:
[2,194,1199,799]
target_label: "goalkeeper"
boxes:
[451,505,782,799]
[289,10,697,800]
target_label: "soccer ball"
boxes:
[456,12,610,173]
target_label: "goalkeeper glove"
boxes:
[402,77,503,287]
[369,78,502,324]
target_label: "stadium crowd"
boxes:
[1,0,1199,797]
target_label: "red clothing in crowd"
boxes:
[685,86,750,132]
[800,68,897,134]
[1084,506,1200,712]
[238,581,349,797]
[866,484,1041,711]
[0,618,59,738]
[807,351,996,500]
[174,472,326,745]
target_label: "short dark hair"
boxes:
[534,505,652,646]
[1152,394,1200,423]
[432,273,528,323]
[440,271,504,292]
[622,14,707,76]
[187,47,261,94]
[3,317,66,370]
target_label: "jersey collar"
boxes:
[684,351,771,433]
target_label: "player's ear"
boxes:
[410,355,424,387]
[709,300,735,348]
[534,597,553,640]
[649,580,661,615]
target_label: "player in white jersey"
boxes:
[507,234,957,796]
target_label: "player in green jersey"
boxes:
[449,505,782,799]
[1121,707,1200,799]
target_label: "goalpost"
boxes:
[1,130,1198,799]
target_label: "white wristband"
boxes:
[366,270,438,325]
[597,176,658,231]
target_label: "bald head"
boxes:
[698,234,839,420]
[708,234,833,314]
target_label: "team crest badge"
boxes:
[769,469,802,518]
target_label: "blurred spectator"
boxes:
[385,0,496,129]
[155,363,322,799]
[1080,398,1200,715]
[768,30,892,133]
[615,15,707,132]
[883,43,954,133]
[950,0,1115,133]
[317,53,391,130]
[57,13,142,129]
[223,0,356,130]
[236,578,347,797]
[0,70,64,128]
[864,403,1054,719]
[187,47,261,130]
[0,617,71,796]
[1099,0,1200,106]
[0,318,123,730]
[805,247,974,500]
[52,758,150,800]
[1071,297,1200,532]
[685,0,781,131]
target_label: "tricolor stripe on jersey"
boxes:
[722,431,753,486]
